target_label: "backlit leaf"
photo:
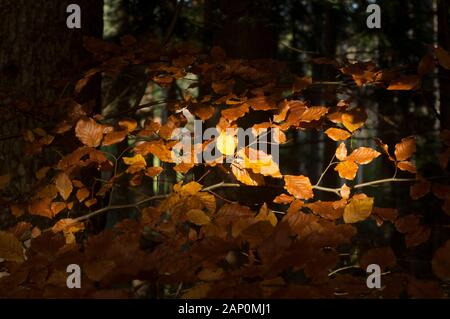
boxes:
[343,196,374,223]
[55,172,73,201]
[325,128,351,141]
[335,160,358,180]
[75,117,104,147]
[395,136,416,161]
[284,175,314,200]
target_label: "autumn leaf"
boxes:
[221,103,249,121]
[335,160,358,180]
[335,142,348,161]
[0,174,11,190]
[174,181,202,196]
[187,209,211,225]
[103,130,127,146]
[339,184,351,199]
[118,119,137,132]
[360,247,396,271]
[145,166,163,178]
[284,175,314,200]
[0,231,24,263]
[387,75,421,90]
[432,240,450,281]
[435,46,450,70]
[51,202,66,216]
[325,128,351,141]
[231,164,265,186]
[341,108,367,132]
[298,106,328,122]
[346,147,381,165]
[76,188,90,203]
[395,136,416,161]
[29,198,53,218]
[75,117,104,147]
[216,131,237,156]
[55,172,73,201]
[410,181,431,200]
[256,203,277,226]
[238,148,282,178]
[343,196,374,223]
[397,161,416,173]
[273,194,294,204]
[123,154,147,173]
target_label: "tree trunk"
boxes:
[0,1,102,221]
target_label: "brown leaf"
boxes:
[335,160,358,180]
[435,46,450,70]
[75,117,104,147]
[55,172,73,201]
[145,166,163,178]
[221,103,249,122]
[405,226,430,248]
[360,247,396,271]
[306,201,344,221]
[325,128,351,141]
[397,161,416,173]
[102,130,127,146]
[341,108,367,132]
[232,164,265,186]
[410,181,431,200]
[284,175,314,200]
[76,188,90,203]
[395,136,416,161]
[51,202,66,216]
[0,231,24,263]
[387,75,421,90]
[343,196,374,223]
[418,53,435,75]
[0,174,11,190]
[395,215,420,234]
[347,147,381,165]
[29,198,53,218]
[432,240,450,281]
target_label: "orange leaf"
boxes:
[51,202,66,216]
[395,136,416,161]
[397,161,417,173]
[325,128,351,141]
[299,106,328,122]
[221,103,249,122]
[29,198,52,218]
[387,75,421,90]
[335,160,358,180]
[75,117,104,147]
[76,188,90,203]
[335,142,348,161]
[284,175,314,200]
[347,147,381,165]
[145,167,163,178]
[55,172,73,201]
[232,164,265,186]
[118,119,137,132]
[102,130,128,146]
[342,108,367,132]
[273,194,294,204]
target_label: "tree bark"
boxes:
[0,1,102,208]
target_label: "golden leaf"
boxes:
[187,209,211,225]
[335,142,348,161]
[102,130,128,146]
[343,196,374,223]
[216,131,237,156]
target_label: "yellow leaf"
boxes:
[216,131,237,156]
[340,184,351,200]
[123,154,147,173]
[344,196,374,223]
[187,209,211,225]
[0,231,24,263]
